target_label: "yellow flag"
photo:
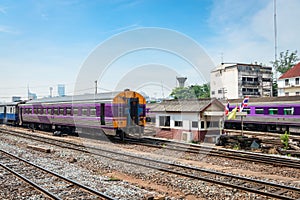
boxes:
[227,106,237,120]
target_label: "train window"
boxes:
[34,108,38,114]
[192,121,198,128]
[82,108,88,116]
[73,108,78,115]
[29,108,32,114]
[39,108,44,115]
[269,108,278,115]
[47,108,52,115]
[284,108,294,115]
[90,107,96,117]
[66,108,72,115]
[43,108,47,114]
[54,108,59,115]
[174,121,183,127]
[255,108,264,114]
[59,108,65,115]
[243,108,251,114]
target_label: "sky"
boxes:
[1,0,300,101]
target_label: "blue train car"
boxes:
[0,102,20,125]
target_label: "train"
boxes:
[225,96,300,134]
[0,90,146,139]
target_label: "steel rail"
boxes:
[1,129,299,199]
[0,149,116,200]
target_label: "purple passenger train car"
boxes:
[225,96,300,134]
[18,90,146,138]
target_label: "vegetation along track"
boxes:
[1,128,300,199]
[116,136,300,169]
[0,148,115,200]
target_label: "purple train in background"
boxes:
[17,90,146,138]
[225,96,300,134]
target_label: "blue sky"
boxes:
[1,0,300,101]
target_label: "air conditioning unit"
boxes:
[182,132,193,142]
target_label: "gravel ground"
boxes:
[0,130,291,199]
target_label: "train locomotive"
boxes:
[1,90,146,138]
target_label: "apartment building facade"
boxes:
[210,63,273,99]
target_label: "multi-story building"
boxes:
[210,63,273,99]
[57,84,65,97]
[277,62,300,96]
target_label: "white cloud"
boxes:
[208,0,300,66]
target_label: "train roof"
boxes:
[22,91,121,105]
[226,96,300,105]
[0,101,25,106]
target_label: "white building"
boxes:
[210,63,273,99]
[278,63,300,96]
[149,99,224,142]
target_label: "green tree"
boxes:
[170,83,210,99]
[271,50,299,74]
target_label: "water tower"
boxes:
[176,77,187,87]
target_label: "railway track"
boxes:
[1,128,300,199]
[0,148,115,200]
[116,136,300,169]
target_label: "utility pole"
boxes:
[95,80,98,94]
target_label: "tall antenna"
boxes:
[274,0,278,74]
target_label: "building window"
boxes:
[207,121,219,128]
[211,91,215,95]
[201,121,205,129]
[284,108,294,115]
[159,116,170,127]
[192,121,198,128]
[296,92,300,96]
[255,108,264,114]
[174,121,183,127]
[285,92,289,96]
[268,108,278,115]
[218,89,222,94]
[285,79,289,86]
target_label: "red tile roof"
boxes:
[279,62,300,79]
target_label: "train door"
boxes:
[128,98,139,126]
[3,106,7,124]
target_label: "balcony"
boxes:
[242,81,260,86]
[242,92,260,96]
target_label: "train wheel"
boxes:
[116,129,125,141]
